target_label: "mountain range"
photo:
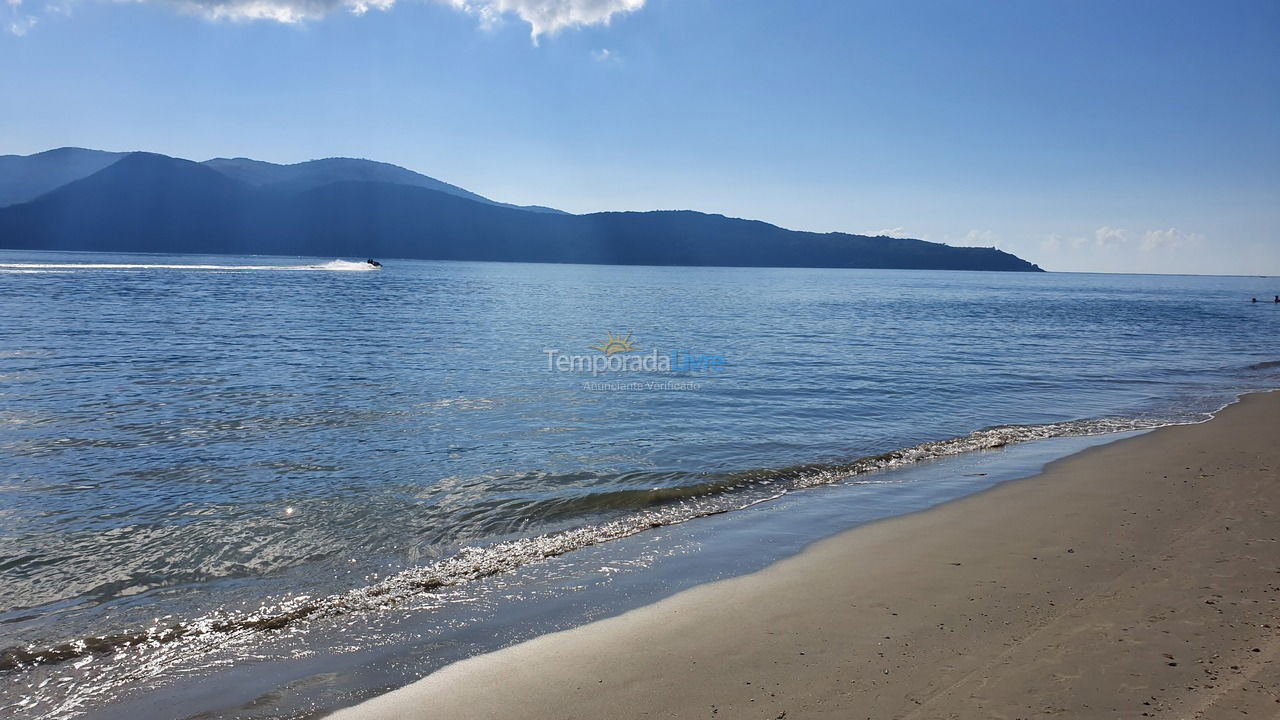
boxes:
[0,148,1043,272]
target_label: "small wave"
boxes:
[0,412,1184,678]
[1247,360,1280,370]
[0,260,377,273]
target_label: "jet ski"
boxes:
[365,259,383,269]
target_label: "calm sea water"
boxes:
[1,251,1277,718]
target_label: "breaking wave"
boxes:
[0,412,1187,678]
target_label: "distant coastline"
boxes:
[0,148,1043,272]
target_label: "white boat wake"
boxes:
[0,259,379,273]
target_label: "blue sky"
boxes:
[2,0,1278,274]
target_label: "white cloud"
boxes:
[1092,226,1129,247]
[191,0,361,23]
[960,229,998,247]
[1140,227,1203,253]
[5,0,36,34]
[448,0,643,42]
[38,0,644,38]
[183,0,640,40]
[1065,226,1203,253]
[868,226,908,238]
[591,47,619,62]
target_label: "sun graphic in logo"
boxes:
[590,331,639,356]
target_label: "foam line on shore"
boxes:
[0,408,1214,677]
[329,390,1280,720]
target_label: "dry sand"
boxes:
[331,392,1279,719]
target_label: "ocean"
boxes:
[1,250,1277,718]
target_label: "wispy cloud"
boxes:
[171,0,390,24]
[1041,226,1204,254]
[1034,225,1221,273]
[5,0,37,35]
[868,226,908,238]
[123,0,643,41]
[1139,227,1203,253]
[6,0,644,39]
[960,228,998,247]
[1091,226,1128,247]
[447,0,644,43]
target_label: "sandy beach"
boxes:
[331,391,1280,720]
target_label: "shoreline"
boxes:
[68,428,1157,720]
[330,391,1280,719]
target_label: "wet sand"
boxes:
[331,392,1280,719]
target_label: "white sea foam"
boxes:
[0,410,1203,679]
[0,402,1237,720]
[307,260,380,272]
